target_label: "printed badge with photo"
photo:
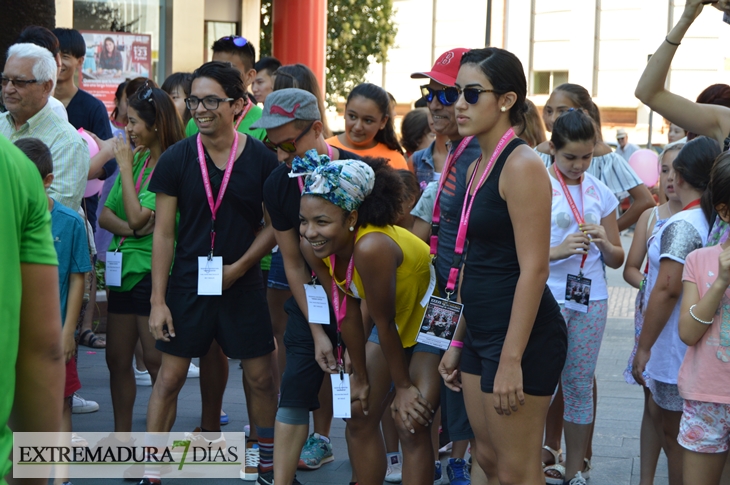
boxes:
[416,296,464,350]
[564,273,591,313]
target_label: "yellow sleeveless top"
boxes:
[323,224,437,348]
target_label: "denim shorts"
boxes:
[368,325,440,355]
[267,249,289,290]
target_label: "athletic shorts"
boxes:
[679,399,730,453]
[368,325,440,356]
[267,250,289,290]
[279,296,337,411]
[107,273,152,316]
[649,379,684,412]
[156,287,274,360]
[460,318,567,396]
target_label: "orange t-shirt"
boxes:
[326,136,409,170]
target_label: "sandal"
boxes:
[583,458,592,480]
[79,329,106,349]
[541,445,562,469]
[542,445,564,485]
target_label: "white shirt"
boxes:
[645,208,709,384]
[48,96,68,121]
[547,171,618,303]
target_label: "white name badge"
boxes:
[564,274,591,313]
[198,256,223,295]
[304,284,330,325]
[331,373,352,419]
[105,251,123,287]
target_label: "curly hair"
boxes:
[357,157,405,227]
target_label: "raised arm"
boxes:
[635,0,730,145]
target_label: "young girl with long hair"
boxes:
[622,141,684,485]
[631,136,720,485]
[327,83,409,170]
[543,109,624,485]
[99,84,185,433]
[299,157,442,485]
[676,151,730,485]
[438,47,568,485]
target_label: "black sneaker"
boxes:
[257,469,273,485]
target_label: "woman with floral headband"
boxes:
[297,155,441,485]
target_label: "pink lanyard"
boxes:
[553,166,588,271]
[234,100,253,131]
[296,144,333,193]
[329,251,355,370]
[196,133,239,257]
[445,128,515,295]
[430,136,473,255]
[116,155,154,249]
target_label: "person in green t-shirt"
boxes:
[184,35,267,141]
[99,84,185,434]
[0,134,63,485]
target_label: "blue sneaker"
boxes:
[434,460,443,485]
[447,458,471,485]
[297,433,334,470]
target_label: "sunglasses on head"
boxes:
[420,85,495,106]
[221,36,251,49]
[264,122,314,153]
[137,80,154,103]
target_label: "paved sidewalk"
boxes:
[65,234,666,484]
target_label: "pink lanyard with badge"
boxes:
[196,132,239,258]
[430,136,473,255]
[444,128,515,297]
[553,166,588,274]
[234,100,253,131]
[116,155,154,250]
[329,249,355,375]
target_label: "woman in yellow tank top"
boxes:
[298,155,441,485]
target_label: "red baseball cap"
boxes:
[411,48,469,87]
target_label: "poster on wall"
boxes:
[78,31,152,114]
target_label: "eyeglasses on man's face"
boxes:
[1,76,39,89]
[185,96,235,111]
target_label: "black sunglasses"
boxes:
[420,85,459,106]
[185,96,235,110]
[1,76,39,89]
[264,122,315,153]
[137,80,154,103]
[455,87,494,105]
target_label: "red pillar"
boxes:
[272,0,327,91]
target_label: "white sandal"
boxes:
[583,458,592,480]
[542,445,564,485]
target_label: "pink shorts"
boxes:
[678,399,730,453]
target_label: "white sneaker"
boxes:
[134,367,152,386]
[384,453,402,483]
[71,393,99,414]
[187,362,200,378]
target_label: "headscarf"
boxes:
[301,159,375,212]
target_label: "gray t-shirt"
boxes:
[411,137,482,297]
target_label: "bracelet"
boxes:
[133,230,139,239]
[689,304,713,325]
[450,340,464,349]
[665,36,681,47]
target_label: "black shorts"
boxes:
[279,296,337,411]
[461,317,567,396]
[442,383,474,441]
[107,273,152,316]
[156,287,275,360]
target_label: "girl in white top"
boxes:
[544,109,624,485]
[631,136,719,485]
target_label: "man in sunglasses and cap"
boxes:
[185,35,267,141]
[254,88,360,485]
[409,48,487,485]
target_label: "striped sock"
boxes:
[255,426,274,472]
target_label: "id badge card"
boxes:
[105,251,123,287]
[564,274,591,313]
[304,284,330,325]
[416,296,464,350]
[198,256,223,295]
[331,373,352,418]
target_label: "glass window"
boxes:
[532,71,569,95]
[205,21,238,62]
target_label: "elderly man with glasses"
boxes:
[0,43,89,211]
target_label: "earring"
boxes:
[155,127,158,132]
[500,106,506,112]
[349,226,354,232]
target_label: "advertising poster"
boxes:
[79,31,152,114]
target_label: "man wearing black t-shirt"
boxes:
[253,88,360,485]
[142,62,278,485]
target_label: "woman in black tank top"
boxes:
[438,48,567,485]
